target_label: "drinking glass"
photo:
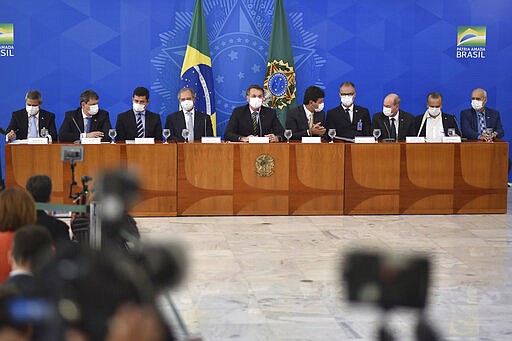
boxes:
[40,127,48,139]
[108,129,117,144]
[284,129,292,143]
[485,127,494,142]
[328,129,336,143]
[373,128,381,142]
[447,128,456,137]
[182,129,190,143]
[162,129,171,144]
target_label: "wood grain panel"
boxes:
[289,143,344,215]
[177,143,234,215]
[344,143,400,214]
[234,144,289,215]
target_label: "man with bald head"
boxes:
[371,93,416,141]
[460,88,504,142]
[415,92,460,142]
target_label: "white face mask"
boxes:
[26,105,39,116]
[133,102,145,113]
[340,95,353,107]
[428,107,441,117]
[471,100,483,111]
[181,100,194,112]
[88,104,99,116]
[382,107,392,117]
[249,97,263,109]
[315,102,325,112]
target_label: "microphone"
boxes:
[204,117,207,137]
[72,117,83,134]
[383,115,391,139]
[417,111,428,137]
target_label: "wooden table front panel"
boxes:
[177,143,234,215]
[344,143,401,214]
[289,143,344,215]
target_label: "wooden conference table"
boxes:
[4,141,508,216]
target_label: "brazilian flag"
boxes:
[181,0,216,135]
[264,0,297,126]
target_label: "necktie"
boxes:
[136,114,144,138]
[478,111,486,136]
[345,108,351,123]
[186,112,194,141]
[252,112,259,136]
[30,115,38,138]
[85,117,91,133]
[390,118,397,140]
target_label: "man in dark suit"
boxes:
[2,225,53,297]
[59,89,112,142]
[372,93,416,141]
[6,90,58,142]
[115,87,162,141]
[285,86,326,140]
[460,88,504,141]
[165,87,213,142]
[25,175,71,250]
[416,92,460,141]
[325,81,371,139]
[224,84,284,142]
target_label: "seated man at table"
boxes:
[224,84,284,142]
[164,87,213,142]
[460,88,504,142]
[59,89,112,142]
[371,93,416,141]
[325,81,371,139]
[415,92,460,141]
[285,85,326,140]
[6,90,58,142]
[115,87,162,141]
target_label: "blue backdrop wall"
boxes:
[1,0,511,177]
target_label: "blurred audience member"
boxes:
[0,188,36,283]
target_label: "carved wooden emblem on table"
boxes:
[255,154,274,177]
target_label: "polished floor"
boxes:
[137,194,512,340]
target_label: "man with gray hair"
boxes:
[371,93,416,141]
[164,87,213,141]
[460,88,504,142]
[6,90,58,142]
[59,89,112,142]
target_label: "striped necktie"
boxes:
[252,112,258,136]
[478,111,486,136]
[136,113,144,138]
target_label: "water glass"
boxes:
[108,129,117,144]
[328,129,336,143]
[182,129,190,143]
[373,128,381,141]
[284,129,292,143]
[162,129,171,144]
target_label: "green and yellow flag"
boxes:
[181,0,216,134]
[263,0,297,126]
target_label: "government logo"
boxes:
[0,23,14,57]
[456,26,486,59]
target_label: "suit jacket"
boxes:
[164,110,213,142]
[415,113,461,137]
[59,108,112,142]
[285,105,326,140]
[325,104,371,139]
[36,210,71,249]
[224,105,284,142]
[460,107,504,140]
[7,108,58,141]
[371,110,417,141]
[2,273,41,297]
[115,109,162,141]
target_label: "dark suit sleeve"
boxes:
[205,114,213,137]
[362,109,372,136]
[115,114,127,141]
[448,114,461,136]
[285,108,306,140]
[164,115,178,141]
[271,111,284,141]
[47,112,58,141]
[151,114,162,140]
[494,110,505,138]
[59,112,80,142]
[406,116,417,137]
[6,111,21,137]
[460,110,479,140]
[97,111,112,142]
[224,109,241,142]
